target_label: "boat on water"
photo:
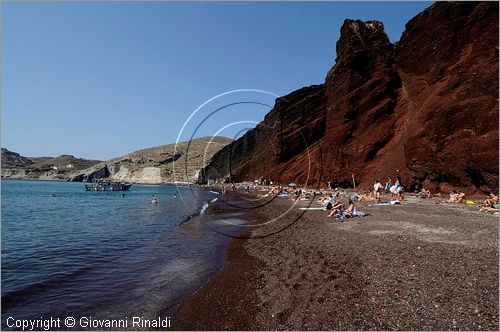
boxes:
[84,179,132,191]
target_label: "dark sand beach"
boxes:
[174,190,498,330]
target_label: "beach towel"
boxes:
[493,203,500,209]
[368,201,401,207]
[466,200,475,205]
[331,214,346,222]
[331,213,368,220]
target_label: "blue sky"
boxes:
[2,1,431,160]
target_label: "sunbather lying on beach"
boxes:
[358,191,376,202]
[416,188,432,198]
[257,186,280,198]
[479,194,499,215]
[482,194,499,207]
[299,189,311,200]
[479,206,499,215]
[445,191,466,203]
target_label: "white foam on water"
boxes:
[200,202,210,214]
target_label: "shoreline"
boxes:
[173,189,263,330]
[174,188,499,330]
[170,189,258,328]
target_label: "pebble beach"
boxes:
[174,188,499,330]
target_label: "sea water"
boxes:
[1,179,233,328]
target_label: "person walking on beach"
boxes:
[373,180,383,203]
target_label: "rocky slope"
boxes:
[200,2,499,194]
[1,148,34,168]
[67,136,232,184]
[1,148,101,180]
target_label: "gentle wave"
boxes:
[178,197,217,225]
[200,202,210,214]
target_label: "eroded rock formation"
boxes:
[200,2,499,193]
[68,136,232,184]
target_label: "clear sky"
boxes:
[2,1,432,160]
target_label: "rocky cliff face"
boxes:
[68,136,232,184]
[200,2,499,194]
[201,85,326,183]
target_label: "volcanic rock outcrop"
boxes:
[200,2,499,193]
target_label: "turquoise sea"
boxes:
[1,179,232,329]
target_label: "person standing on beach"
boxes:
[385,177,392,193]
[373,180,383,203]
[396,169,403,187]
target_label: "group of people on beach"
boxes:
[208,170,499,218]
[317,188,367,221]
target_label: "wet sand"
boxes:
[174,190,499,330]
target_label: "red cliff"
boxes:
[201,2,499,194]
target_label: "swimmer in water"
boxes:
[151,194,158,204]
